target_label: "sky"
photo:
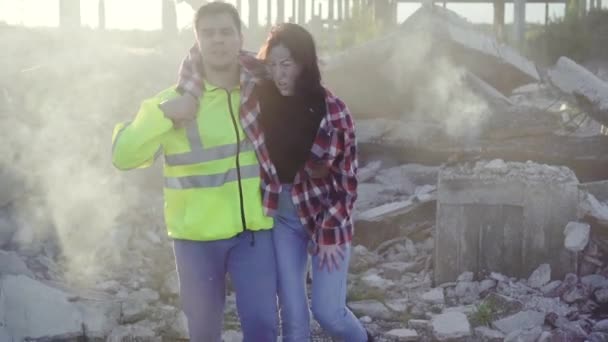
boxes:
[0,0,605,30]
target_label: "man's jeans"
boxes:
[272,185,367,342]
[173,230,278,342]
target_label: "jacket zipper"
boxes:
[224,88,255,246]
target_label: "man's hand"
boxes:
[317,244,346,273]
[159,93,198,128]
[309,160,330,179]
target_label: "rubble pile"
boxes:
[1,4,608,342]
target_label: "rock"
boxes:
[474,326,505,341]
[96,280,122,294]
[0,213,17,247]
[431,312,471,341]
[504,327,542,342]
[358,161,383,182]
[386,329,420,341]
[562,284,591,304]
[491,310,545,334]
[541,280,562,296]
[490,272,508,282]
[121,299,149,324]
[0,326,10,342]
[222,330,243,342]
[162,270,180,297]
[348,300,392,320]
[596,288,608,303]
[564,222,591,252]
[350,245,381,273]
[381,262,418,280]
[582,275,608,291]
[524,296,571,317]
[589,333,608,342]
[457,271,474,282]
[359,316,372,323]
[0,274,120,340]
[130,288,160,304]
[454,281,480,304]
[421,288,445,305]
[528,264,551,289]
[167,310,188,339]
[385,298,409,313]
[361,272,394,290]
[479,279,497,294]
[595,319,608,332]
[0,249,33,277]
[443,305,477,316]
[107,322,159,342]
[408,319,431,331]
[537,331,552,342]
[482,293,524,320]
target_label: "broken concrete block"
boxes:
[547,57,608,126]
[347,300,392,320]
[386,329,420,341]
[431,312,471,341]
[421,287,445,305]
[0,250,33,277]
[474,326,505,341]
[504,326,542,342]
[581,274,608,291]
[358,161,383,183]
[528,263,551,289]
[0,274,120,340]
[564,222,591,252]
[107,322,159,342]
[435,161,577,284]
[491,310,545,335]
[222,330,244,342]
[385,298,409,313]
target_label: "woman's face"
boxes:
[267,44,302,96]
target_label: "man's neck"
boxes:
[202,62,240,90]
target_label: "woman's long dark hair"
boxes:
[257,23,325,99]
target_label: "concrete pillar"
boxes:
[277,0,284,23]
[338,0,343,21]
[98,0,105,30]
[291,0,296,22]
[267,0,272,26]
[59,0,81,29]
[493,0,505,40]
[249,0,258,28]
[345,0,351,19]
[236,0,242,14]
[513,0,526,47]
[434,161,578,285]
[329,0,335,22]
[298,0,306,24]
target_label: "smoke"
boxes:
[386,29,491,144]
[1,29,183,286]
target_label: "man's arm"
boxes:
[112,97,174,170]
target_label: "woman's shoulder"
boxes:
[321,87,354,132]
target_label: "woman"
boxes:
[177,23,371,342]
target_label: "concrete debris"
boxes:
[435,160,578,284]
[385,328,420,341]
[564,221,591,252]
[474,326,505,341]
[347,300,392,320]
[431,312,471,341]
[421,287,445,305]
[547,57,608,127]
[491,310,545,334]
[528,263,551,289]
[1,274,120,341]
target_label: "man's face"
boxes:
[195,13,242,71]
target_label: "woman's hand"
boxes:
[317,244,346,273]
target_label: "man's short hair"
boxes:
[194,2,241,34]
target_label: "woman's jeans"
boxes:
[272,185,367,342]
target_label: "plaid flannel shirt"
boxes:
[176,45,358,246]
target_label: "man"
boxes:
[111,3,277,341]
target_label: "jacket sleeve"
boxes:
[111,97,174,170]
[316,101,358,246]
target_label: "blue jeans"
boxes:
[273,186,367,342]
[173,230,278,342]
